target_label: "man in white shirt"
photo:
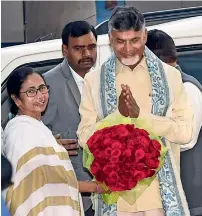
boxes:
[146,29,202,216]
[42,21,97,216]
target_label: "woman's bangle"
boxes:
[94,181,99,193]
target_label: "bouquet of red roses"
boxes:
[83,114,167,204]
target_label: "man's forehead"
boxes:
[110,28,145,39]
[68,32,96,45]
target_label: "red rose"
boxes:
[138,136,150,151]
[109,181,126,191]
[91,160,102,175]
[136,163,146,171]
[123,148,132,157]
[116,125,129,137]
[92,149,102,158]
[144,153,153,161]
[95,170,105,181]
[135,128,149,137]
[133,169,147,181]
[124,161,134,171]
[127,138,135,148]
[128,177,138,189]
[104,147,112,156]
[151,140,161,151]
[103,164,113,174]
[103,138,112,147]
[87,134,104,153]
[135,148,145,162]
[111,141,122,149]
[146,169,156,177]
[109,156,120,163]
[106,171,119,184]
[104,132,112,140]
[126,124,135,132]
[145,158,160,169]
[151,150,160,158]
[111,149,122,158]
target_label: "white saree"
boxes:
[2,115,84,216]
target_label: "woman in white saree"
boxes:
[2,67,106,216]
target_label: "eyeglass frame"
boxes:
[19,84,50,97]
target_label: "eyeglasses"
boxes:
[20,84,50,97]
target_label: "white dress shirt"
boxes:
[69,66,84,95]
[181,82,202,151]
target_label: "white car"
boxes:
[1,16,202,128]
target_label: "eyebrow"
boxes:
[73,45,85,48]
[73,43,96,48]
[26,84,45,89]
[117,37,140,40]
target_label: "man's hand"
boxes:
[58,139,79,156]
[124,85,140,118]
[118,84,140,118]
[118,84,129,117]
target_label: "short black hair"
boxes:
[7,66,45,115]
[108,6,145,32]
[62,21,97,46]
[146,29,177,63]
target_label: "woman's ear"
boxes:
[11,94,21,108]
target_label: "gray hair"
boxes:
[108,6,145,33]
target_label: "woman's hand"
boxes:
[78,181,110,194]
[94,182,110,194]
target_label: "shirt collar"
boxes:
[69,65,84,83]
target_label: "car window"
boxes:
[177,47,202,84]
[1,58,63,129]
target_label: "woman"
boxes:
[2,67,107,216]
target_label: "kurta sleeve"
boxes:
[139,66,194,144]
[180,82,202,151]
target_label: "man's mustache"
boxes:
[78,58,93,64]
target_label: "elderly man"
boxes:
[77,6,194,216]
[42,21,97,216]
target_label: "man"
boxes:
[146,29,202,216]
[77,6,193,216]
[42,21,97,216]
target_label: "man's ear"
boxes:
[144,28,148,44]
[108,32,113,45]
[62,44,68,57]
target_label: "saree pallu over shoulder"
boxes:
[92,47,190,216]
[4,116,83,216]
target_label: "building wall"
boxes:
[24,1,96,43]
[2,1,202,45]
[1,1,24,44]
